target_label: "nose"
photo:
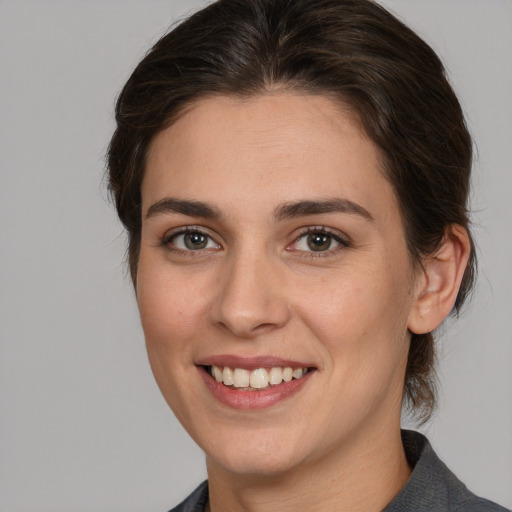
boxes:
[210,251,290,338]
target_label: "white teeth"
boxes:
[233,368,250,388]
[212,365,223,382]
[222,367,234,386]
[250,368,269,389]
[292,368,304,379]
[269,367,283,385]
[210,364,309,389]
[283,367,293,382]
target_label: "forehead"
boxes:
[147,93,369,162]
[143,93,398,224]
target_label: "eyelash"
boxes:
[160,226,221,257]
[160,225,350,257]
[289,226,350,258]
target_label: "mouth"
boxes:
[205,364,312,391]
[197,357,316,410]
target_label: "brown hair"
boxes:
[107,0,476,422]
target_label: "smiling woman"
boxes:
[137,94,422,488]
[107,0,509,511]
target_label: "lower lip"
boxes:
[198,367,313,410]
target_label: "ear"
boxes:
[408,225,471,335]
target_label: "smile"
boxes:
[208,365,309,390]
[197,357,316,410]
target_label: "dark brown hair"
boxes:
[107,0,476,421]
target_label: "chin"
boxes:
[202,429,312,477]
[209,449,305,477]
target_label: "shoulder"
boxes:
[456,496,512,512]
[385,430,510,512]
[167,481,208,512]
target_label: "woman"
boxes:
[107,0,509,510]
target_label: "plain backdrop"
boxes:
[1,1,511,511]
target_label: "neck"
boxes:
[206,424,411,512]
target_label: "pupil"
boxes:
[185,232,207,250]
[307,233,331,251]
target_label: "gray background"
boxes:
[1,0,510,511]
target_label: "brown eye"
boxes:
[183,232,208,250]
[291,229,347,254]
[307,233,333,251]
[167,230,220,251]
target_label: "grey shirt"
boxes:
[168,430,510,512]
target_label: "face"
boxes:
[137,93,419,477]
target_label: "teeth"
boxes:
[283,367,293,382]
[250,368,269,389]
[210,365,308,390]
[292,368,304,379]
[222,367,234,386]
[269,367,283,385]
[212,365,223,382]
[233,368,250,388]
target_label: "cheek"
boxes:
[296,262,413,370]
[136,257,210,358]
[135,257,213,421]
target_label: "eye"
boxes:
[165,229,220,251]
[290,228,348,253]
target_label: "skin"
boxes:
[136,93,469,512]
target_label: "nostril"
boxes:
[214,318,285,338]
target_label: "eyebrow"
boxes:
[145,198,222,219]
[274,198,374,222]
[145,196,373,222]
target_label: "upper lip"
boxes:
[196,355,315,370]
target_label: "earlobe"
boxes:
[408,225,471,335]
